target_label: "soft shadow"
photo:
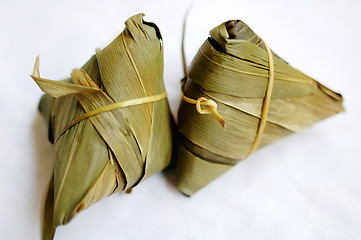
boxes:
[161,113,182,195]
[162,167,177,190]
[31,112,54,233]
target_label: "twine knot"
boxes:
[195,97,217,114]
[182,94,225,128]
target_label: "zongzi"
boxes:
[176,19,344,196]
[31,13,172,239]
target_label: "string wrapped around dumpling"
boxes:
[31,13,172,240]
[176,19,344,196]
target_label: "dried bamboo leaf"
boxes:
[32,13,172,239]
[42,176,55,240]
[176,19,344,196]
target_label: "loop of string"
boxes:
[181,92,225,127]
[55,92,167,142]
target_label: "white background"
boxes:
[1,0,361,239]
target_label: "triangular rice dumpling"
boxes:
[32,13,172,239]
[176,19,344,196]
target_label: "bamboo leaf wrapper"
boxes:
[176,19,344,196]
[31,14,172,239]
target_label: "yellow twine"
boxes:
[55,92,167,142]
[245,39,274,157]
[181,93,225,127]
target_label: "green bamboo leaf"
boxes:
[42,177,55,240]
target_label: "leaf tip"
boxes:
[32,55,40,78]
